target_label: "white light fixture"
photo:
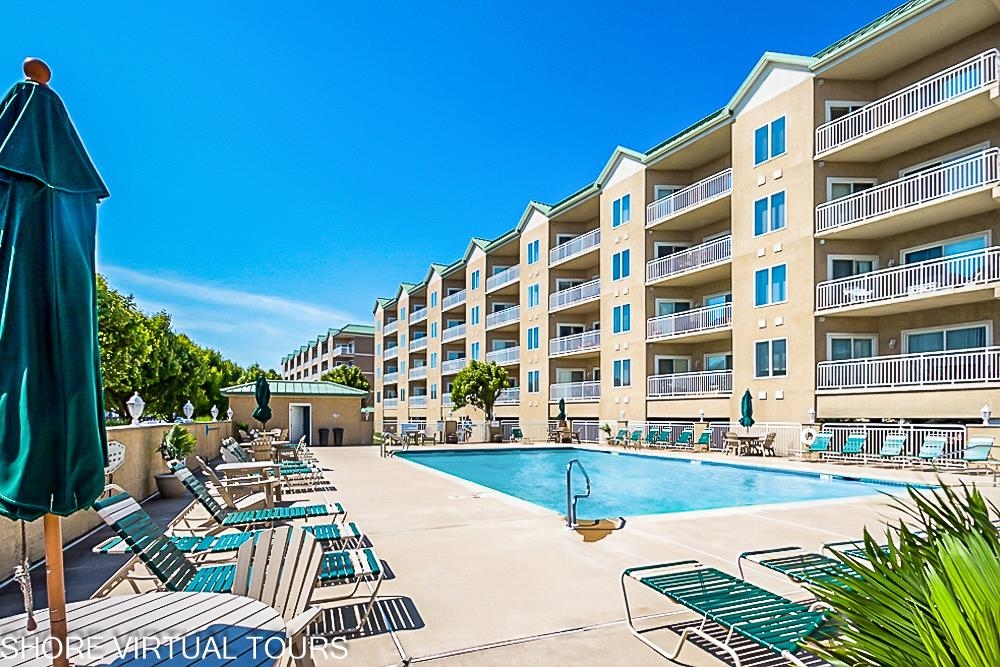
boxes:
[698,409,705,422]
[226,406,234,421]
[807,407,816,424]
[981,404,992,425]
[126,392,145,425]
[210,405,219,421]
[182,400,194,421]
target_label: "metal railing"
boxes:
[647,303,732,340]
[442,289,467,310]
[645,168,733,226]
[409,307,428,324]
[549,278,600,311]
[646,235,731,283]
[408,365,427,380]
[817,247,1000,311]
[409,395,427,408]
[500,420,559,442]
[811,422,966,460]
[566,459,591,528]
[549,380,601,402]
[442,323,466,342]
[549,330,601,356]
[485,346,520,366]
[817,346,1000,391]
[383,397,398,409]
[383,371,399,384]
[331,344,354,357]
[486,305,520,329]
[486,265,520,292]
[383,346,399,360]
[816,148,1000,233]
[441,392,453,407]
[495,387,519,405]
[708,421,802,457]
[549,228,601,265]
[816,50,1000,154]
[647,370,733,397]
[384,319,399,335]
[409,336,428,352]
[441,357,468,374]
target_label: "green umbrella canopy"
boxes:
[556,398,566,421]
[739,389,755,429]
[251,375,272,427]
[0,80,110,521]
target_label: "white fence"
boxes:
[383,397,399,409]
[549,380,601,402]
[442,289,467,310]
[486,265,520,292]
[409,306,428,324]
[383,371,399,384]
[486,305,520,329]
[408,365,427,380]
[384,320,399,335]
[646,235,731,283]
[549,329,601,356]
[441,357,468,374]
[495,387,519,405]
[549,228,600,265]
[647,303,732,340]
[646,168,732,226]
[442,323,466,342]
[549,278,601,311]
[441,392,453,407]
[501,420,559,442]
[647,371,733,398]
[817,346,1000,391]
[383,346,400,360]
[816,422,966,460]
[409,395,428,408]
[409,336,428,352]
[331,344,354,358]
[707,421,803,457]
[816,49,1000,154]
[485,346,520,366]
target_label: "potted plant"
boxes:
[154,424,197,498]
[599,423,613,444]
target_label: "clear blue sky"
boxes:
[2,1,901,366]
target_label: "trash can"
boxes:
[318,428,330,447]
[332,427,344,446]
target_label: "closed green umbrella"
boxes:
[739,388,755,429]
[251,375,272,428]
[557,397,566,422]
[0,60,109,665]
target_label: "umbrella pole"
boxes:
[43,514,69,667]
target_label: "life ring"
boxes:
[801,427,818,446]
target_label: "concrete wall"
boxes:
[228,395,372,445]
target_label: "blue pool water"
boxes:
[397,448,908,517]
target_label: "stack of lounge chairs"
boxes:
[803,431,996,477]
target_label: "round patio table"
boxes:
[0,592,285,666]
[216,460,283,503]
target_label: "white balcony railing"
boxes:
[409,395,428,408]
[549,330,601,356]
[383,371,399,384]
[816,50,1000,155]
[442,323,466,342]
[817,247,1000,311]
[331,344,354,358]
[645,168,733,226]
[384,319,399,335]
[486,305,520,329]
[549,381,601,402]
[549,278,600,311]
[817,346,1000,391]
[441,357,467,374]
[409,307,428,324]
[383,397,398,409]
[549,228,601,265]
[485,346,520,366]
[647,370,733,397]
[647,303,732,340]
[486,265,520,292]
[409,336,428,352]
[408,365,427,380]
[383,345,399,360]
[646,235,732,283]
[815,149,1000,234]
[442,289,467,310]
[441,392,453,407]
[495,387,519,405]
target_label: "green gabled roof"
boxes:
[595,146,645,187]
[440,257,465,278]
[813,0,942,61]
[643,107,731,164]
[339,323,375,336]
[546,182,600,218]
[515,200,552,232]
[394,282,416,300]
[486,227,518,251]
[222,380,368,397]
[373,297,394,314]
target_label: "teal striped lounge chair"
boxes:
[609,428,629,446]
[649,429,672,449]
[694,429,712,449]
[864,434,908,467]
[222,439,321,481]
[914,435,947,468]
[171,464,346,527]
[622,560,828,666]
[806,432,833,459]
[671,428,694,450]
[962,436,999,482]
[829,433,866,463]
[626,429,644,449]
[644,428,660,448]
[738,546,859,588]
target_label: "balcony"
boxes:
[441,357,467,375]
[442,289,467,311]
[384,319,399,335]
[485,346,520,366]
[409,395,428,408]
[383,345,399,361]
[486,265,520,293]
[442,323,466,342]
[383,371,399,384]
[817,347,1000,393]
[486,305,520,330]
[549,330,600,357]
[383,397,398,409]
[549,381,600,403]
[647,370,733,398]
[409,307,428,324]
[647,303,732,342]
[441,392,453,407]
[409,336,428,352]
[816,50,1000,162]
[549,278,600,313]
[646,235,732,286]
[549,228,601,268]
[816,248,1000,316]
[815,149,1000,239]
[646,168,732,230]
[495,387,519,405]
[331,344,354,358]
[409,366,427,380]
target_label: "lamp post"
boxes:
[226,406,234,421]
[981,404,992,426]
[182,400,194,421]
[210,405,219,422]
[126,392,145,426]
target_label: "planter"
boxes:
[154,472,187,499]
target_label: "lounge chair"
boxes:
[222,439,321,482]
[760,431,777,457]
[621,559,828,666]
[649,429,673,450]
[961,436,998,482]
[196,455,282,507]
[626,429,644,449]
[609,428,629,447]
[238,428,252,443]
[644,428,660,449]
[510,427,524,443]
[863,434,909,467]
[829,434,866,463]
[806,432,833,460]
[671,428,694,450]
[722,430,740,455]
[694,429,712,450]
[913,435,948,468]
[738,546,859,588]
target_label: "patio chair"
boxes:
[738,545,859,589]
[722,430,740,455]
[571,429,583,444]
[238,429,252,443]
[649,429,673,450]
[829,434,866,463]
[671,428,694,450]
[694,429,712,450]
[961,436,998,482]
[609,428,629,447]
[196,456,281,508]
[913,435,948,468]
[621,560,828,666]
[760,432,777,457]
[806,432,833,460]
[104,441,126,488]
[626,429,644,449]
[510,427,525,443]
[222,438,319,477]
[644,428,660,449]
[863,434,909,467]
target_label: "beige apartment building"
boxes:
[282,324,375,384]
[374,0,1000,433]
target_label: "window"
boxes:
[612,249,631,280]
[612,304,631,333]
[753,191,786,236]
[613,359,631,387]
[829,255,877,280]
[400,360,406,372]
[654,185,683,201]
[902,233,989,264]
[376,367,381,379]
[527,326,540,350]
[400,333,406,346]
[826,101,867,122]
[904,323,989,353]
[754,264,787,306]
[430,384,438,400]
[655,356,690,375]
[430,291,438,308]
[704,353,733,371]
[376,343,381,356]
[828,335,876,361]
[527,370,540,393]
[470,306,480,326]
[400,388,406,401]
[754,116,786,165]
[430,352,438,368]
[527,240,540,265]
[655,299,691,316]
[612,194,631,227]
[400,307,406,320]
[827,178,876,200]
[376,391,381,403]
[471,341,480,360]
[471,270,480,290]
[528,283,540,308]
[653,242,690,259]
[755,339,787,378]
[431,322,438,338]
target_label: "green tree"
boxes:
[320,365,371,391]
[450,360,509,421]
[237,363,281,384]
[96,275,152,415]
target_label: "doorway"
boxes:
[289,403,312,445]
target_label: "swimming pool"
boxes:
[397,448,911,517]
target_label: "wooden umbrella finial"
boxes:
[23,58,51,85]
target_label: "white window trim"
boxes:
[611,249,631,282]
[703,351,734,371]
[554,233,577,246]
[655,298,692,314]
[900,141,990,177]
[754,264,788,308]
[555,278,584,291]
[526,239,541,265]
[901,320,993,353]
[654,184,685,200]
[556,322,586,337]
[491,264,510,276]
[824,100,870,122]
[826,177,878,201]
[527,370,541,393]
[653,241,691,258]
[612,194,632,228]
[900,230,991,263]
[446,287,462,295]
[754,116,787,166]
[491,301,515,312]
[825,333,878,360]
[753,189,787,238]
[612,358,632,387]
[653,355,692,375]
[702,230,729,242]
[612,304,631,335]
[827,254,879,280]
[527,283,540,308]
[555,368,586,383]
[754,338,788,379]
[492,339,517,350]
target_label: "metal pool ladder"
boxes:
[565,458,591,529]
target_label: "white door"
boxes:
[289,404,312,444]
